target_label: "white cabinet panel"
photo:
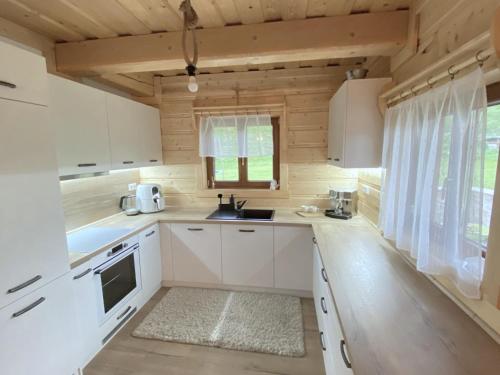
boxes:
[172,223,222,284]
[71,260,101,369]
[0,99,69,309]
[328,78,390,168]
[160,223,174,282]
[221,225,274,288]
[49,75,111,176]
[0,273,78,375]
[140,104,163,166]
[139,224,162,306]
[274,225,313,291]
[0,40,47,105]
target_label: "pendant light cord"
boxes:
[180,0,198,67]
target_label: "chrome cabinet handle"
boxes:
[73,268,92,280]
[77,163,97,167]
[312,236,317,244]
[149,159,158,162]
[340,339,352,368]
[145,230,155,237]
[334,158,340,162]
[12,297,45,318]
[0,80,16,89]
[122,161,134,164]
[116,305,132,320]
[7,275,42,294]
[187,228,203,231]
[319,332,326,351]
[320,297,327,314]
[238,229,255,233]
[321,268,328,283]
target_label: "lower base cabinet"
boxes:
[222,225,274,288]
[138,224,162,307]
[0,273,78,375]
[313,245,354,375]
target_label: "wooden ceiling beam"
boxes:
[55,10,409,76]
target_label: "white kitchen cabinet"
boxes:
[313,246,354,375]
[106,93,162,170]
[0,273,78,375]
[139,224,162,306]
[221,225,274,288]
[160,223,174,282]
[71,260,101,369]
[0,40,48,105]
[0,98,69,309]
[48,75,112,176]
[274,225,313,291]
[328,78,391,168]
[171,223,222,284]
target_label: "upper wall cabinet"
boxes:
[0,40,48,106]
[106,93,162,170]
[49,75,112,176]
[328,78,391,168]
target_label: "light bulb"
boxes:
[187,75,198,93]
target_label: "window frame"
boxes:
[206,116,280,189]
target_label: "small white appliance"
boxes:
[136,183,165,213]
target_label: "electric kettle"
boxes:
[119,195,139,216]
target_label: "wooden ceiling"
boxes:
[0,0,410,42]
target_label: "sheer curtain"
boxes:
[379,68,487,298]
[199,114,273,157]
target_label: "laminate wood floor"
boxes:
[84,288,326,375]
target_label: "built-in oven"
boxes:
[93,237,141,324]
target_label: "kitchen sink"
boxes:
[206,208,275,221]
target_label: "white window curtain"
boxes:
[379,68,487,299]
[199,114,273,157]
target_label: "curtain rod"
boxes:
[193,103,284,115]
[385,47,494,106]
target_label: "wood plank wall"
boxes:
[60,170,140,231]
[138,66,388,209]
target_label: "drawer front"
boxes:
[0,273,77,375]
[0,41,48,105]
[221,225,274,288]
[313,246,354,374]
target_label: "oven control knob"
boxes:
[123,242,128,248]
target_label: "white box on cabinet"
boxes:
[274,225,313,291]
[48,74,112,176]
[0,273,78,375]
[171,223,222,284]
[221,224,274,288]
[328,78,391,168]
[0,98,69,309]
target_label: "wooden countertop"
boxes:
[313,221,500,375]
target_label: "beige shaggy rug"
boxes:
[132,287,305,356]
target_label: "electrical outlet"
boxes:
[128,183,137,191]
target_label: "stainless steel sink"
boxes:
[206,208,275,221]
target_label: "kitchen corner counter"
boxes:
[312,221,500,375]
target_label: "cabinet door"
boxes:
[328,83,347,167]
[140,104,163,167]
[221,225,274,288]
[0,40,48,105]
[0,99,69,309]
[139,224,162,305]
[160,223,174,282]
[0,273,78,375]
[171,223,222,284]
[106,94,143,170]
[49,75,111,176]
[274,225,313,291]
[71,261,101,368]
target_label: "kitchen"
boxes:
[1,1,500,374]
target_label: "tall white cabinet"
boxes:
[327,78,390,168]
[0,39,77,375]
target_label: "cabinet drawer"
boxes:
[221,225,274,288]
[171,223,222,284]
[0,41,48,105]
[0,273,77,375]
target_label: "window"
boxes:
[206,117,279,189]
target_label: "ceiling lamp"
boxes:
[179,0,199,93]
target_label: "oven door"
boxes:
[94,244,141,323]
